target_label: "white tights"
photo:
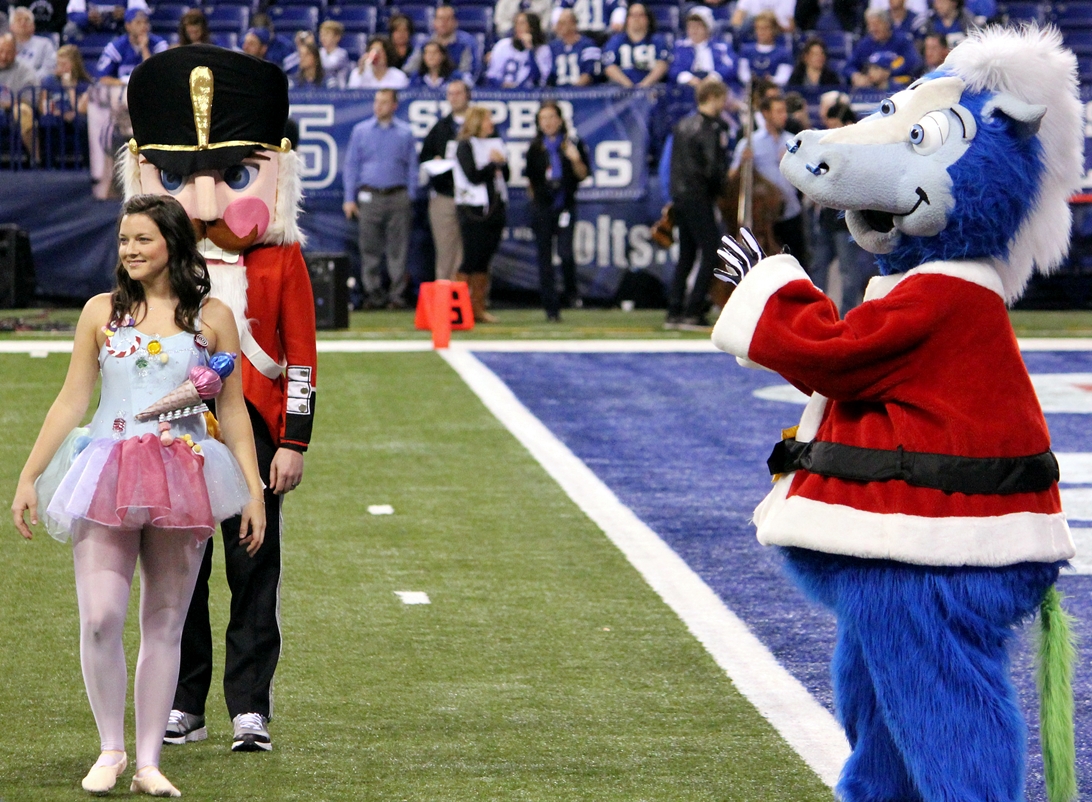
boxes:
[72,521,206,770]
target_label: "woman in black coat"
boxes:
[524,101,590,321]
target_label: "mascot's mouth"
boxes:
[859,188,930,233]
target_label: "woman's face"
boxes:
[537,106,562,137]
[184,22,203,43]
[118,214,170,284]
[480,114,495,137]
[804,43,826,69]
[755,18,776,44]
[390,20,410,47]
[369,42,387,69]
[55,53,72,76]
[626,4,649,37]
[514,13,530,38]
[686,19,708,43]
[298,45,315,70]
[424,43,443,70]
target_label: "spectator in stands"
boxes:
[176,10,209,46]
[65,0,145,36]
[547,9,600,87]
[817,88,850,125]
[844,10,921,88]
[495,0,553,39]
[248,13,294,71]
[783,90,811,132]
[420,78,471,281]
[95,9,166,84]
[410,40,463,89]
[429,4,482,82]
[788,36,843,87]
[601,3,668,87]
[386,13,419,73]
[37,43,90,164]
[921,31,949,71]
[318,21,350,87]
[669,6,736,87]
[526,99,590,321]
[347,35,409,89]
[731,0,795,34]
[886,0,926,38]
[737,11,794,87]
[731,93,808,269]
[242,27,272,60]
[453,105,509,323]
[864,50,897,89]
[552,0,627,44]
[11,7,54,83]
[665,77,730,330]
[289,37,336,88]
[12,0,66,36]
[919,0,977,47]
[343,88,418,309]
[794,0,860,34]
[0,31,36,155]
[485,11,550,88]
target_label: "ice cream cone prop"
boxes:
[136,363,231,444]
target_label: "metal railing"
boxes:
[1,86,91,171]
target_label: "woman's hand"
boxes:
[238,498,266,557]
[489,148,506,164]
[12,478,39,540]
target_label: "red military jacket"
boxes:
[241,242,317,451]
[713,256,1073,568]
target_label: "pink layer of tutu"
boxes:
[45,433,250,540]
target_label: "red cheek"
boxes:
[222,196,271,240]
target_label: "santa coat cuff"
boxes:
[711,254,810,363]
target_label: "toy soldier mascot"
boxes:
[122,44,318,753]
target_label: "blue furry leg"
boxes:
[782,548,1060,802]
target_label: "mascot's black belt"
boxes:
[767,439,1059,495]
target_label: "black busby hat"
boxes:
[127,44,290,176]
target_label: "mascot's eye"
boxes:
[223,164,258,191]
[158,170,185,194]
[879,99,896,116]
[909,111,950,155]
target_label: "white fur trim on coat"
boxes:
[711,254,809,360]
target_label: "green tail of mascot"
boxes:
[1036,585,1077,802]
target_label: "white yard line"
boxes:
[440,348,851,788]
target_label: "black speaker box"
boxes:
[304,252,350,330]
[0,225,36,309]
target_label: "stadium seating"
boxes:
[280,0,327,15]
[203,5,249,35]
[270,4,319,33]
[149,4,188,35]
[1052,2,1092,29]
[211,31,239,48]
[385,4,433,33]
[650,5,680,34]
[71,31,115,63]
[997,2,1046,24]
[325,5,379,35]
[812,29,853,61]
[454,6,492,36]
[1064,29,1092,55]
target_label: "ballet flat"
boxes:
[81,750,127,794]
[130,767,181,797]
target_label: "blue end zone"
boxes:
[478,350,1092,801]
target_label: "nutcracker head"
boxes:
[121,44,305,260]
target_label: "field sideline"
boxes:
[2,311,1090,801]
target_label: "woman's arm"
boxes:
[202,298,266,555]
[457,139,497,185]
[12,293,109,538]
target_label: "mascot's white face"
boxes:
[138,150,282,254]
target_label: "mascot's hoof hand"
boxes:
[714,228,766,285]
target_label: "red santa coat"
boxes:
[713,255,1074,567]
[239,242,318,452]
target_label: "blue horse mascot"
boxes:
[713,25,1083,802]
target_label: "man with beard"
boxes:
[121,45,317,753]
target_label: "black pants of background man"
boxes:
[668,196,721,321]
[774,214,809,268]
[174,402,283,721]
[531,202,578,319]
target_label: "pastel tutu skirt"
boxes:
[37,429,251,542]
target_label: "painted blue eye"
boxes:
[223,164,258,191]
[879,99,896,116]
[159,170,185,193]
[909,124,924,144]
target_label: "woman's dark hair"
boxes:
[387,12,414,38]
[518,12,547,48]
[367,34,398,68]
[825,101,857,126]
[298,38,326,85]
[178,9,211,45]
[112,194,210,334]
[533,100,569,140]
[796,36,827,68]
[420,39,455,79]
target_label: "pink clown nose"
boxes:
[222,196,271,241]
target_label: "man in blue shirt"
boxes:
[342,89,419,310]
[845,10,921,88]
[95,8,166,83]
[548,8,600,86]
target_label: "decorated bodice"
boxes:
[88,319,210,442]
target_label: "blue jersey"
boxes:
[548,35,601,85]
[95,32,168,80]
[601,32,669,84]
[556,0,626,32]
[738,42,795,86]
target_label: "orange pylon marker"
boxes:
[415,280,474,349]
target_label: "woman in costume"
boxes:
[12,194,265,797]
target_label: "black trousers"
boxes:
[456,204,506,275]
[174,402,283,721]
[669,196,721,319]
[774,214,809,266]
[531,202,577,318]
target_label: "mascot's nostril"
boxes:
[788,140,801,154]
[806,162,829,176]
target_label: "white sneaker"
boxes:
[163,709,207,745]
[231,713,271,752]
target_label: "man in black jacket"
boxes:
[420,79,471,281]
[667,77,730,329]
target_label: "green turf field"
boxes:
[0,350,833,801]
